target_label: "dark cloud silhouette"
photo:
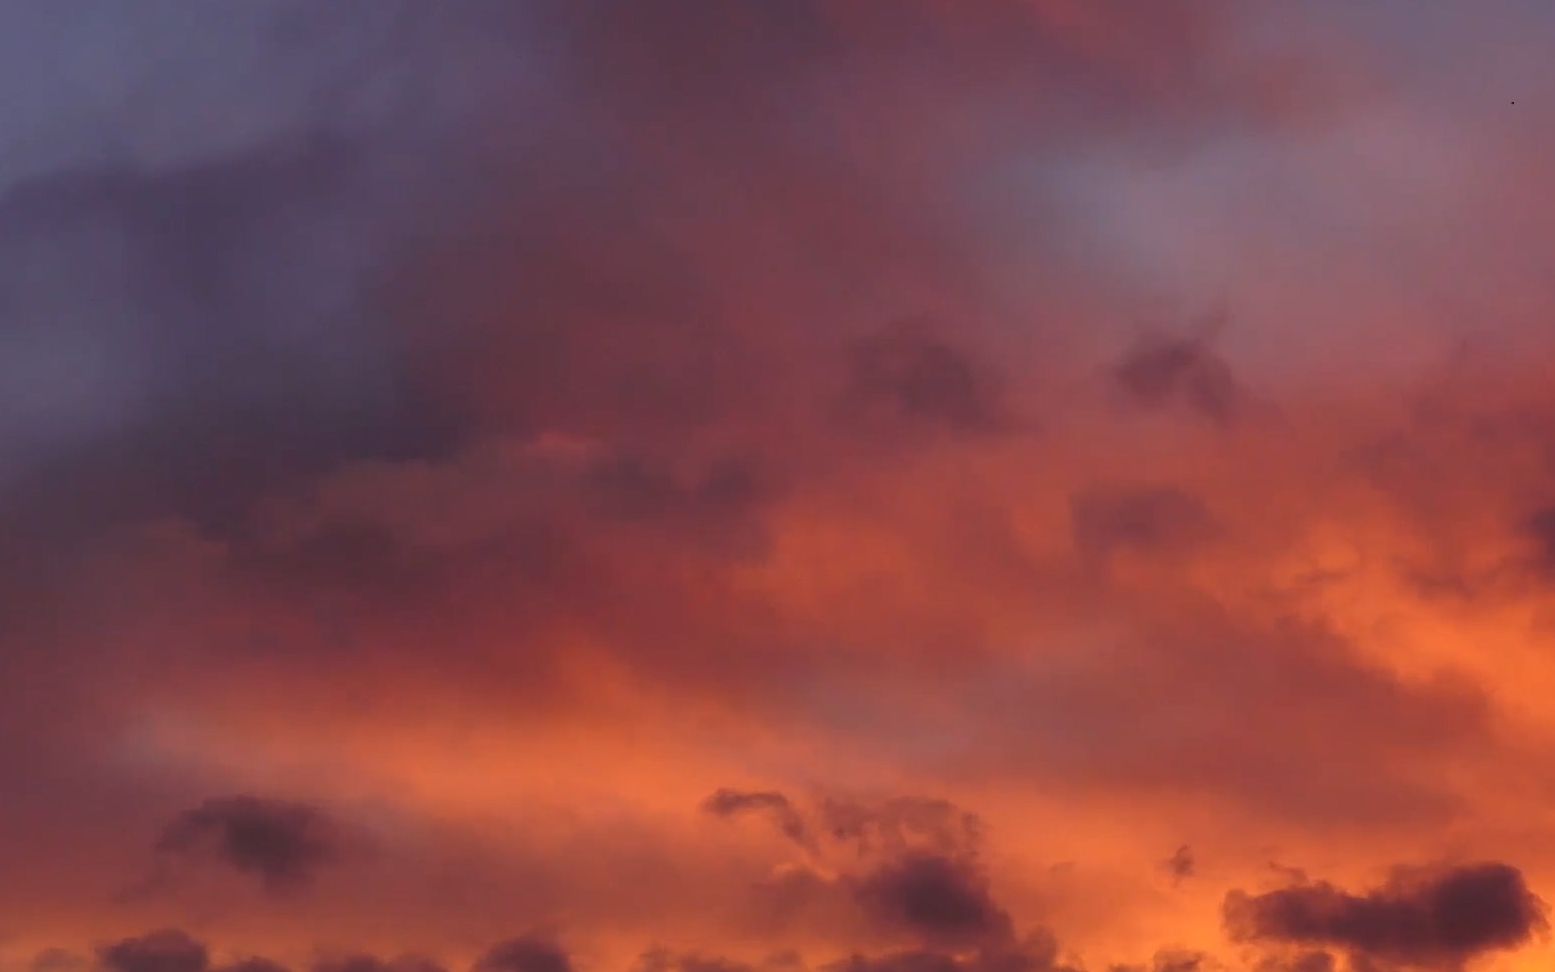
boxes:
[1070,486,1218,559]
[1148,951,1207,972]
[1519,506,1555,571]
[819,797,983,861]
[1112,949,1213,972]
[704,790,985,864]
[218,961,292,972]
[1162,846,1195,884]
[0,135,454,552]
[311,956,446,972]
[155,795,339,893]
[826,932,1074,972]
[634,950,758,972]
[830,952,966,972]
[703,789,813,849]
[474,937,572,972]
[1113,335,1241,424]
[1225,862,1546,968]
[845,322,1006,432]
[854,852,1014,946]
[1253,953,1335,972]
[97,931,207,972]
[706,788,1012,949]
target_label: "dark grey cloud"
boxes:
[155,795,339,893]
[0,130,458,578]
[0,1,555,570]
[1147,951,1207,972]
[830,952,964,972]
[218,961,292,972]
[844,321,1007,433]
[1224,862,1546,968]
[703,789,813,850]
[818,797,983,861]
[854,852,1014,946]
[633,950,759,972]
[1111,949,1213,972]
[1253,953,1335,972]
[704,790,984,863]
[97,931,207,972]
[1519,506,1555,572]
[1112,335,1241,424]
[825,931,1075,972]
[474,937,572,972]
[705,789,1010,948]
[1163,846,1195,884]
[311,956,446,972]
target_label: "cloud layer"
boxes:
[6,3,1555,972]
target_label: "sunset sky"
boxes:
[7,5,1555,972]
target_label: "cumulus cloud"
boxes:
[1112,335,1241,424]
[633,950,766,972]
[843,321,1008,433]
[825,931,1076,972]
[854,853,1014,947]
[96,932,207,972]
[219,962,292,972]
[1162,847,1195,885]
[474,937,572,972]
[311,956,446,972]
[1224,863,1546,968]
[703,789,814,850]
[705,788,1014,949]
[155,795,339,893]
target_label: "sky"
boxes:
[6,4,1555,972]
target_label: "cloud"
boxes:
[311,956,446,972]
[1162,846,1195,885]
[1224,862,1546,968]
[854,853,1014,947]
[633,950,762,972]
[825,931,1075,972]
[1518,505,1555,572]
[705,789,1013,949]
[817,798,983,862]
[705,790,987,875]
[218,962,292,972]
[0,131,452,580]
[843,321,1008,433]
[0,0,1543,964]
[1253,954,1335,972]
[703,789,813,850]
[1069,486,1218,560]
[1112,335,1241,424]
[474,937,573,972]
[155,795,339,893]
[97,931,207,972]
[1112,950,1215,972]
[954,602,1490,824]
